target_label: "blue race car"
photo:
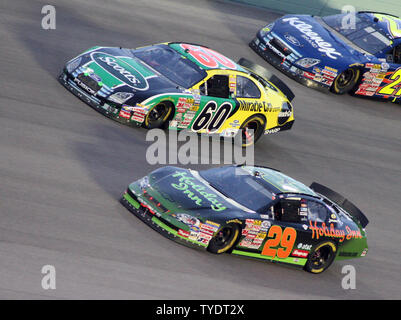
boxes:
[250,11,401,102]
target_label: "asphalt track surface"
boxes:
[0,0,400,299]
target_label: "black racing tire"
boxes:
[331,68,360,95]
[237,114,266,148]
[207,223,240,254]
[304,241,337,274]
[143,101,174,129]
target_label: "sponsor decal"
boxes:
[178,229,190,238]
[238,100,278,112]
[282,17,342,60]
[309,221,363,243]
[73,77,97,95]
[278,111,291,118]
[119,106,132,119]
[265,127,281,134]
[131,107,147,123]
[291,249,309,258]
[297,243,312,251]
[171,171,227,212]
[303,71,315,79]
[197,221,219,244]
[284,33,301,46]
[239,219,270,249]
[91,52,149,90]
[226,219,242,225]
[173,213,201,227]
[338,252,358,257]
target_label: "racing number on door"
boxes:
[261,226,297,259]
[192,101,232,132]
[378,68,401,96]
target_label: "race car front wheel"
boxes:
[144,102,173,129]
[331,68,360,94]
[304,241,337,274]
[239,115,266,148]
[207,223,240,254]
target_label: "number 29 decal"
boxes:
[261,226,297,259]
[192,101,233,132]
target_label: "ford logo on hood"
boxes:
[284,33,301,47]
[90,52,149,90]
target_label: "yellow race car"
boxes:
[59,42,295,146]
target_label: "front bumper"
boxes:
[58,70,144,126]
[249,36,330,93]
[120,190,209,250]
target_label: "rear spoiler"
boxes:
[310,182,369,228]
[237,58,295,102]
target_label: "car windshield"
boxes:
[322,13,392,54]
[133,45,206,88]
[199,166,275,212]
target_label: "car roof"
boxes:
[240,165,317,197]
[360,12,401,39]
[168,42,247,72]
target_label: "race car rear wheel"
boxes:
[144,101,173,129]
[304,241,337,274]
[331,68,360,94]
[239,115,266,147]
[207,223,240,254]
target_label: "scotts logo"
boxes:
[91,52,149,90]
[282,17,342,60]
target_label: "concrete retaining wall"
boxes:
[231,0,401,17]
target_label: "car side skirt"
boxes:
[232,249,307,268]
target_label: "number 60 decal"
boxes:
[192,101,233,132]
[261,226,297,259]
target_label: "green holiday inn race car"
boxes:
[121,165,368,274]
[58,42,295,147]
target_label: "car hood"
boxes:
[68,46,182,104]
[274,15,368,68]
[136,166,257,222]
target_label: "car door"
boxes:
[256,197,311,262]
[170,70,235,133]
[356,45,401,100]
[190,71,237,134]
